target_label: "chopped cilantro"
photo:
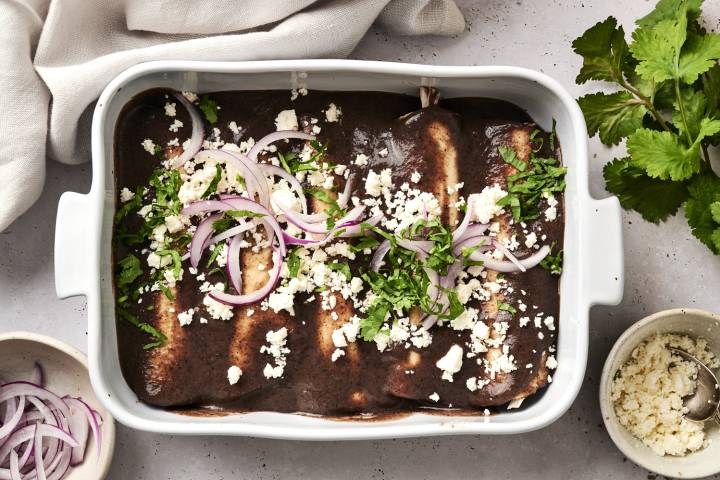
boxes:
[328,261,352,280]
[198,95,219,124]
[540,242,564,275]
[287,249,302,277]
[117,254,142,289]
[201,164,223,199]
[497,302,517,315]
[498,146,528,171]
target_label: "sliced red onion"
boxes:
[63,398,101,462]
[0,384,69,419]
[247,131,315,162]
[227,235,243,293]
[334,205,366,228]
[337,174,355,210]
[207,222,254,247]
[9,450,19,480]
[209,248,282,306]
[452,195,477,242]
[188,213,222,268]
[194,150,260,202]
[455,223,490,244]
[468,245,550,273]
[492,239,526,272]
[170,93,205,169]
[274,203,328,234]
[221,198,286,256]
[260,164,308,215]
[370,240,391,272]
[452,235,493,256]
[65,401,88,467]
[397,239,432,256]
[0,396,24,439]
[181,199,232,217]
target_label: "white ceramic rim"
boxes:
[0,331,116,478]
[57,59,624,439]
[599,308,720,478]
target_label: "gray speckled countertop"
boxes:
[2,1,720,478]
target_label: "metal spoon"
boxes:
[670,348,720,423]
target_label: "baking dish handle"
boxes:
[584,196,624,306]
[55,191,93,299]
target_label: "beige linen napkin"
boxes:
[0,0,465,231]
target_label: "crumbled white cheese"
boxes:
[119,187,135,203]
[611,334,719,456]
[436,344,464,382]
[164,102,176,117]
[429,392,440,402]
[331,349,345,362]
[169,119,184,132]
[227,365,243,385]
[260,327,290,379]
[177,308,194,327]
[324,103,342,122]
[274,109,299,131]
[181,91,198,102]
[525,232,537,248]
[467,185,508,224]
[354,153,369,167]
[164,215,185,234]
[546,355,558,370]
[410,171,421,183]
[141,139,156,154]
[203,290,234,321]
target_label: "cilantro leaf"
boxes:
[684,172,720,254]
[572,17,629,84]
[539,243,563,275]
[360,301,390,341]
[603,157,689,222]
[630,15,687,83]
[226,209,266,219]
[328,261,352,281]
[198,95,219,124]
[117,254,142,288]
[498,146,527,171]
[678,33,720,84]
[636,0,702,28]
[673,87,708,140]
[579,91,647,145]
[703,64,720,120]
[287,248,302,277]
[201,164,223,199]
[627,128,700,180]
[497,302,517,315]
[711,201,720,224]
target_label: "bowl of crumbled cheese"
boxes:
[600,308,720,479]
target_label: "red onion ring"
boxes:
[227,235,243,293]
[188,213,222,268]
[468,245,550,273]
[261,164,308,215]
[370,240,391,272]
[209,248,282,306]
[492,239,526,272]
[452,235,493,256]
[247,131,315,162]
[170,93,205,169]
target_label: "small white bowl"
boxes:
[0,332,115,479]
[600,308,720,479]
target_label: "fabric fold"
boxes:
[0,0,465,231]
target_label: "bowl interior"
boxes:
[600,309,720,479]
[0,333,115,479]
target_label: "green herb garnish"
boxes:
[540,242,564,275]
[572,0,720,254]
[198,95,219,124]
[328,261,352,280]
[287,248,302,278]
[201,164,223,199]
[497,302,517,315]
[498,146,528,171]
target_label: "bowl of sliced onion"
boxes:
[0,332,115,480]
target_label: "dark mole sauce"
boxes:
[113,90,563,418]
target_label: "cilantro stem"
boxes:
[674,79,693,145]
[617,78,671,133]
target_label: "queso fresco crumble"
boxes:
[611,333,720,456]
[112,87,566,413]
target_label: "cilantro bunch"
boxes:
[573,0,720,254]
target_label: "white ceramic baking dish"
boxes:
[54,59,623,440]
